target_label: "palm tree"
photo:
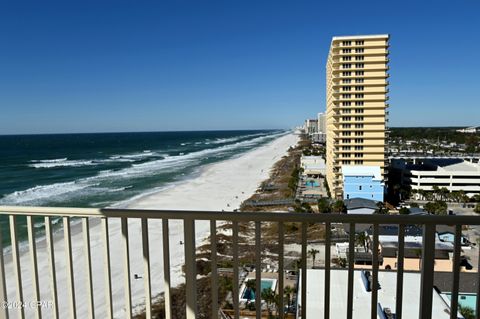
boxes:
[261,288,276,318]
[283,285,294,310]
[432,185,440,200]
[356,232,368,251]
[332,200,346,213]
[438,187,449,201]
[308,248,320,267]
[374,202,388,214]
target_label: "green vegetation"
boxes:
[459,305,475,319]
[332,200,347,213]
[317,198,332,214]
[424,201,448,215]
[389,127,480,153]
[474,203,480,214]
[308,248,320,267]
[399,207,410,215]
[374,202,389,214]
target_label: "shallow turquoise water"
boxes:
[444,293,477,311]
[241,279,275,299]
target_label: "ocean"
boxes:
[0,129,287,244]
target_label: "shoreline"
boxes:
[3,132,299,318]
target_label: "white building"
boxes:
[304,119,318,135]
[298,269,459,319]
[317,112,326,133]
[300,156,326,177]
[392,158,480,197]
[456,127,478,133]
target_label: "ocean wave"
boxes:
[209,132,267,144]
[29,150,163,169]
[29,159,98,168]
[0,181,96,205]
[1,131,287,205]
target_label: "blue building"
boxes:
[342,165,384,202]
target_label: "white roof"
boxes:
[342,165,382,180]
[299,269,458,319]
[332,34,389,42]
[438,161,480,172]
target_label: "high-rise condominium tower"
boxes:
[325,34,389,199]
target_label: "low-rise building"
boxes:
[300,156,326,177]
[342,165,384,201]
[366,225,455,272]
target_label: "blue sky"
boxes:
[1,0,479,134]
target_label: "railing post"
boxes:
[121,218,132,319]
[210,220,218,319]
[162,219,172,319]
[301,223,307,319]
[450,225,462,319]
[255,221,261,319]
[142,218,152,319]
[0,223,8,319]
[346,223,355,319]
[45,217,59,319]
[9,215,25,319]
[63,216,77,319]
[395,224,405,319]
[27,216,41,319]
[184,218,197,319]
[278,222,284,319]
[419,224,436,319]
[82,218,95,319]
[232,221,239,319]
[371,224,379,319]
[324,222,331,319]
[102,217,113,319]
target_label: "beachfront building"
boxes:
[301,155,326,177]
[317,112,326,133]
[304,118,318,135]
[391,158,480,198]
[342,165,384,201]
[325,34,390,199]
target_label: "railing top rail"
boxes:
[1,205,480,225]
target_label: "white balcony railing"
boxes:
[0,206,479,319]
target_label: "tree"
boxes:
[424,201,448,215]
[475,203,480,214]
[374,202,388,214]
[459,305,475,319]
[308,248,320,267]
[432,185,440,200]
[332,200,347,213]
[438,187,449,201]
[356,232,368,251]
[318,198,332,214]
[261,288,276,318]
[399,207,410,215]
[283,285,294,310]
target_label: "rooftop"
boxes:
[299,269,456,319]
[345,197,379,210]
[342,165,382,180]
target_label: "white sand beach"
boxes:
[3,132,298,318]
